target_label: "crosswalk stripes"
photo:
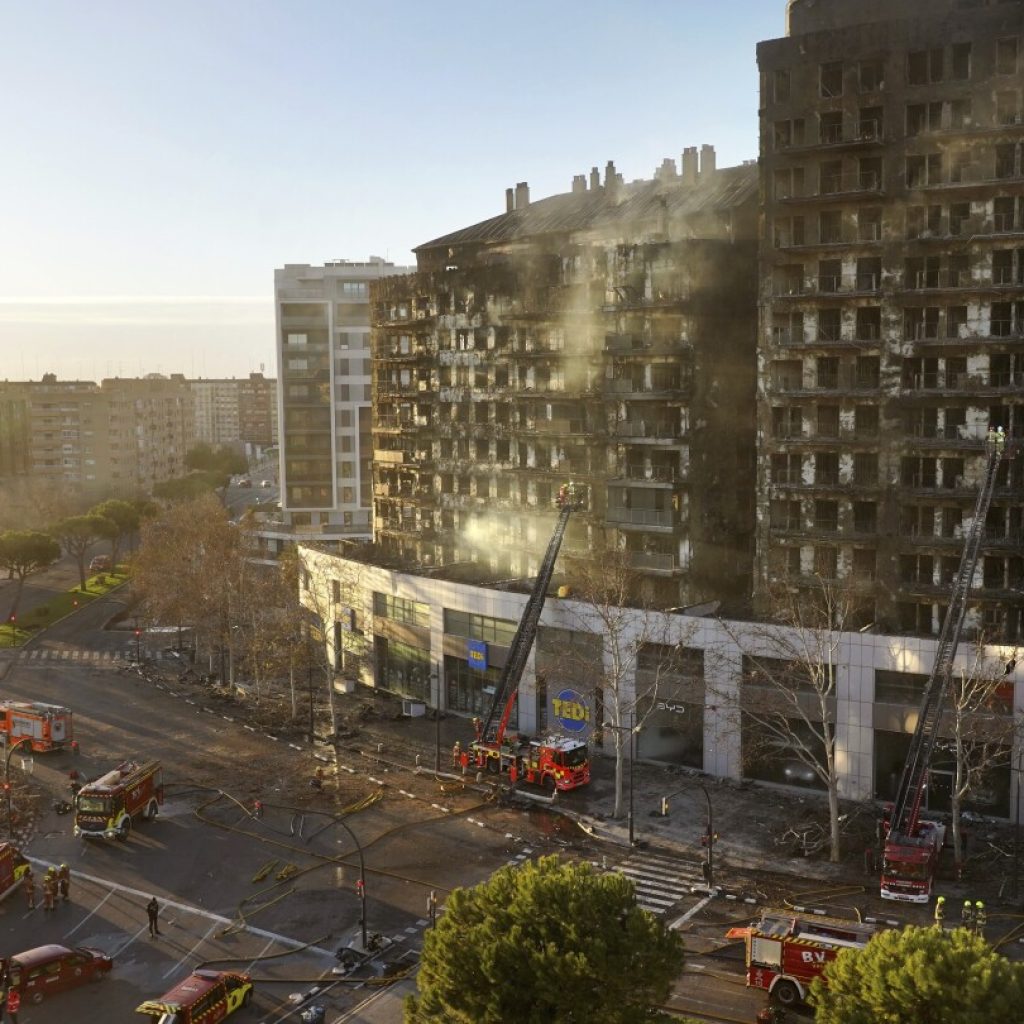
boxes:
[605,850,703,916]
[22,648,145,663]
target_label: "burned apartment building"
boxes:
[370,152,758,610]
[758,0,1024,640]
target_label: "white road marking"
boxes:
[669,893,715,930]
[64,890,113,938]
[164,921,218,978]
[27,857,336,958]
[113,922,150,958]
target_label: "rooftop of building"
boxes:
[415,151,757,253]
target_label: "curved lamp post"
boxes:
[5,737,31,839]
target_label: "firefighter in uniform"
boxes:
[451,740,462,768]
[23,871,34,910]
[41,871,56,913]
[961,899,974,929]
[57,864,70,903]
[933,895,945,928]
[975,900,987,936]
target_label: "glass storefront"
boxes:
[444,655,517,729]
[374,636,430,701]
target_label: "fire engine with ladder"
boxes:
[881,436,1004,902]
[0,701,73,753]
[74,760,163,840]
[728,910,878,1008]
[458,483,590,792]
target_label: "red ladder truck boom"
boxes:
[460,483,590,792]
[881,436,1003,901]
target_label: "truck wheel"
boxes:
[772,980,800,1007]
[142,799,159,821]
[542,775,556,793]
[117,818,131,842]
[31,991,44,1004]
[243,989,252,1007]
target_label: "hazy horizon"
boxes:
[2,0,784,379]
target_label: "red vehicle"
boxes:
[136,968,253,1023]
[460,485,591,793]
[728,910,877,1008]
[5,944,112,1003]
[0,843,30,900]
[0,701,73,752]
[74,760,163,840]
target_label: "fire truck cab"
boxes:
[74,761,163,841]
[0,702,73,753]
[881,818,945,903]
[728,910,877,1007]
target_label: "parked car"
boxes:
[7,943,112,1004]
[89,556,112,572]
[237,477,252,488]
[260,479,272,488]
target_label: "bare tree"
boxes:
[557,552,690,821]
[945,642,1018,876]
[713,576,861,863]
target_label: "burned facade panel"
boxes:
[757,0,1024,639]
[372,157,758,610]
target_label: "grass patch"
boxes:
[0,570,131,647]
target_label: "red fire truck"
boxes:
[0,701,73,753]
[0,843,30,901]
[727,910,877,1008]
[74,761,163,841]
[460,485,591,793]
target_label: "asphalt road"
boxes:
[0,600,764,1023]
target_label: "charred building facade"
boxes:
[371,154,758,609]
[758,0,1024,639]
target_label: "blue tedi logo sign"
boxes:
[552,688,590,733]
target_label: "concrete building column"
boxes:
[704,623,742,780]
[835,634,874,801]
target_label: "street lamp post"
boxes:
[431,664,441,775]
[5,737,31,840]
[658,782,715,890]
[334,817,368,951]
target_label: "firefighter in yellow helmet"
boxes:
[57,863,70,903]
[975,900,986,935]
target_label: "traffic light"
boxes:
[2,782,11,794]
[700,832,719,847]
[355,878,365,897]
[134,629,142,638]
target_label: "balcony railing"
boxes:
[627,552,680,572]
[606,507,675,528]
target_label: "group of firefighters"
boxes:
[933,895,987,934]
[22,865,69,912]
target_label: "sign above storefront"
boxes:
[467,639,488,671]
[552,687,590,734]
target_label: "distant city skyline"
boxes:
[2,0,783,378]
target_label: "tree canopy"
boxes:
[88,499,141,566]
[153,471,229,501]
[811,925,1024,1024]
[0,530,62,619]
[405,855,683,1024]
[51,514,109,589]
[185,443,248,476]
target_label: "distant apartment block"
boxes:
[370,154,758,608]
[0,393,30,479]
[187,372,278,455]
[273,259,413,550]
[0,374,193,498]
[758,0,1024,639]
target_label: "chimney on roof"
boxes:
[700,144,717,177]
[506,187,514,213]
[590,166,601,190]
[656,157,677,182]
[681,147,698,185]
[572,174,587,194]
[515,182,530,210]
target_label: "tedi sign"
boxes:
[551,688,591,734]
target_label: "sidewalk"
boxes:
[329,690,856,888]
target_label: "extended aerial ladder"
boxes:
[461,483,591,791]
[881,438,1004,901]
